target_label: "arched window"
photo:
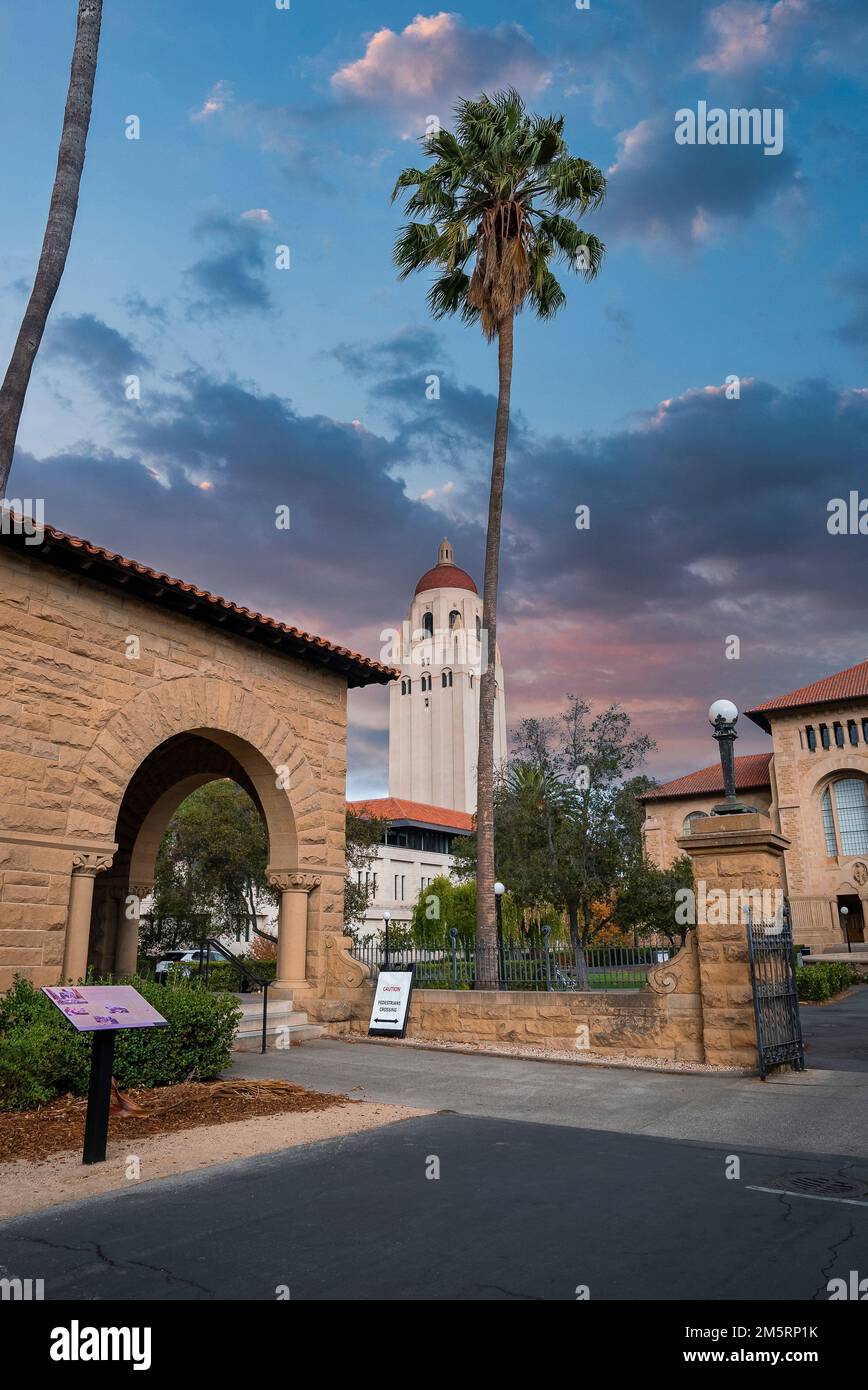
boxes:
[449,609,462,630]
[402,679,411,696]
[821,778,868,857]
[682,811,709,835]
[442,669,452,688]
[422,612,434,637]
[421,673,431,692]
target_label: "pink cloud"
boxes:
[330,12,550,131]
[191,80,233,122]
[693,0,810,75]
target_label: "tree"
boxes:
[392,90,606,967]
[509,698,654,985]
[0,1,103,496]
[613,854,695,950]
[344,807,389,940]
[145,781,276,953]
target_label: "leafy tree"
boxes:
[411,875,477,945]
[145,781,276,953]
[613,854,695,949]
[0,2,103,494]
[344,807,389,939]
[392,89,606,964]
[503,698,654,983]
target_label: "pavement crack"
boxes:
[2,1230,216,1299]
[812,1224,857,1301]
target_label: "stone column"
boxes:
[114,882,153,977]
[62,853,113,983]
[678,812,790,1070]
[268,872,321,995]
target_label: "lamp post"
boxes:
[840,904,852,954]
[708,699,757,816]
[383,910,391,971]
[494,882,506,989]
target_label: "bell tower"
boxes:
[387,539,507,813]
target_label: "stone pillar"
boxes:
[114,882,153,977]
[678,813,790,1069]
[268,872,321,996]
[62,853,113,982]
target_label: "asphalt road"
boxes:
[800,985,868,1072]
[2,1113,867,1301]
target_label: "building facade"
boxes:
[388,539,506,814]
[345,797,472,937]
[641,660,868,950]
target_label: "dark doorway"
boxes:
[837,893,865,945]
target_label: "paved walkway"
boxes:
[800,985,868,1073]
[231,1034,868,1158]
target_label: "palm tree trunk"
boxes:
[0,0,102,497]
[474,312,514,985]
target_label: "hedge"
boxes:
[795,961,856,1002]
[0,974,242,1112]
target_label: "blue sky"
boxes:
[2,1,868,794]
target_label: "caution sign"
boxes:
[368,968,414,1038]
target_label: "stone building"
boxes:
[388,539,506,814]
[641,660,868,950]
[0,518,394,1008]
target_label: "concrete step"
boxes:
[230,995,324,1050]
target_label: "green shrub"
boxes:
[0,974,241,1112]
[796,961,856,1002]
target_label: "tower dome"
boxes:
[415,538,478,596]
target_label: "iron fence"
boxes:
[350,931,672,992]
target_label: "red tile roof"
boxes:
[347,797,474,832]
[639,753,773,802]
[415,563,477,596]
[746,660,868,731]
[1,515,398,688]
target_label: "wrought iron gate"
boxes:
[746,903,805,1079]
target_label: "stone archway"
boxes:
[61,676,334,999]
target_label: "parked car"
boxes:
[155,945,232,984]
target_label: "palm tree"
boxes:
[392,89,606,971]
[0,0,103,497]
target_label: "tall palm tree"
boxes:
[392,89,606,969]
[0,0,103,497]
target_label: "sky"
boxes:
[2,0,868,796]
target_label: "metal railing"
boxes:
[351,929,671,992]
[193,936,272,1054]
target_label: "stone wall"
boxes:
[336,933,707,1064]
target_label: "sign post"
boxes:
[42,985,169,1165]
[368,968,414,1038]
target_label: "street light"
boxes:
[840,904,852,954]
[494,882,506,989]
[383,910,391,971]
[708,699,757,816]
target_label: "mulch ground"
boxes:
[0,1079,354,1164]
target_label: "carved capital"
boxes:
[128,883,154,902]
[268,871,322,895]
[71,852,113,879]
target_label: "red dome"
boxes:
[415,563,477,596]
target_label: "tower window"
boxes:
[442,669,453,688]
[422,611,434,637]
[401,679,411,696]
[421,673,431,692]
[449,609,462,630]
[476,615,482,639]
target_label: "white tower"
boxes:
[388,539,507,814]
